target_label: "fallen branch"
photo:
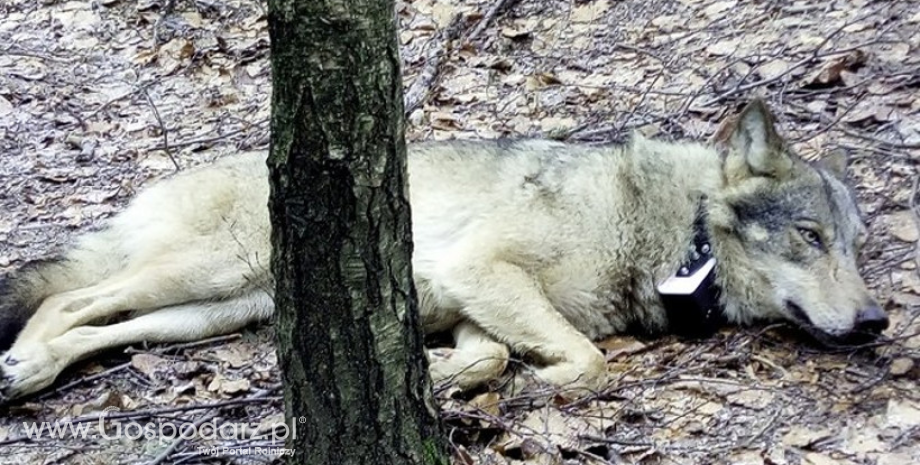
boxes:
[403,14,465,113]
[465,0,521,45]
[35,362,131,401]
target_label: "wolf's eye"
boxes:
[798,227,823,248]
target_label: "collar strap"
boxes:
[656,198,726,337]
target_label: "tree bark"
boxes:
[266,1,448,465]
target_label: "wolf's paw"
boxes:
[0,345,60,402]
[428,346,510,391]
[427,348,456,384]
[507,352,609,398]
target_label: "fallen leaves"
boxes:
[702,0,737,19]
[706,38,740,56]
[131,353,169,381]
[571,0,609,23]
[207,374,251,395]
[803,50,867,89]
[885,399,920,429]
[889,357,915,376]
[596,336,647,361]
[525,72,562,91]
[884,210,919,243]
[783,425,833,449]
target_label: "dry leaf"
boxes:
[706,38,739,56]
[877,453,916,465]
[525,72,562,90]
[0,95,13,117]
[210,344,252,368]
[131,353,167,380]
[890,357,915,376]
[803,453,853,465]
[842,428,885,456]
[500,27,531,40]
[430,3,454,29]
[885,399,920,429]
[430,111,462,130]
[758,59,792,80]
[596,337,647,361]
[540,116,575,133]
[727,450,764,465]
[220,378,251,395]
[885,211,919,243]
[726,389,773,410]
[469,392,501,418]
[803,50,867,88]
[651,15,681,31]
[572,0,609,23]
[702,1,737,19]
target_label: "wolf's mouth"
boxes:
[784,301,879,347]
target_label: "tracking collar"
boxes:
[656,198,726,337]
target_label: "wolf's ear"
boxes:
[722,99,793,180]
[819,150,848,180]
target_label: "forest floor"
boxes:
[0,0,918,464]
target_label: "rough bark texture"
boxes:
[266,1,448,465]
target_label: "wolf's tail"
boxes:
[0,228,125,351]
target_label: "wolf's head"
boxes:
[711,100,886,345]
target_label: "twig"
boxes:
[616,64,669,135]
[0,47,75,63]
[840,126,920,151]
[143,89,180,171]
[404,14,465,113]
[579,434,653,448]
[83,80,157,122]
[788,96,865,144]
[465,0,521,45]
[123,333,243,355]
[144,410,218,465]
[35,362,131,401]
[152,0,179,46]
[158,117,269,151]
[67,386,282,425]
[740,407,782,448]
[700,36,890,107]
[908,175,920,272]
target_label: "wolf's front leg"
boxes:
[444,259,607,393]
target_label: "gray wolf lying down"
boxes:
[0,100,887,401]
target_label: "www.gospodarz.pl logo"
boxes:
[20,406,299,443]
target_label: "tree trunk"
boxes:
[266,1,448,465]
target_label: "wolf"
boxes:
[0,100,887,401]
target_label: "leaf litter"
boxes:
[1,0,919,463]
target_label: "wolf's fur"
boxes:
[0,101,885,400]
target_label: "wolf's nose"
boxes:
[854,305,889,335]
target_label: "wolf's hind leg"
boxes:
[0,291,272,400]
[428,321,510,389]
[0,228,126,351]
[13,258,263,346]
